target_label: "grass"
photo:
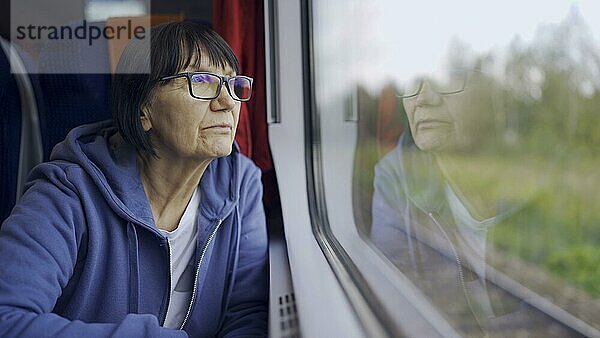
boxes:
[355,140,600,296]
[430,152,600,296]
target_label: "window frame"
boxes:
[297,1,600,337]
[266,0,458,337]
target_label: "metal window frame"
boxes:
[266,0,465,337]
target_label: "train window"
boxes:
[307,0,600,336]
[85,0,148,22]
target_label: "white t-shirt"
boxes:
[159,186,200,329]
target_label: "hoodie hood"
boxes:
[50,120,239,232]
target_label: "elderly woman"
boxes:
[371,70,562,336]
[0,22,268,337]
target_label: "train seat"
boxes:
[0,38,44,223]
[0,40,24,222]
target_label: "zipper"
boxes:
[179,218,224,329]
[428,212,485,332]
[161,239,173,326]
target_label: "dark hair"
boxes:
[111,21,240,158]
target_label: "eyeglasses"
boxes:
[159,72,254,102]
[398,70,471,98]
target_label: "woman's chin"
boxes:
[205,141,234,158]
[415,135,454,153]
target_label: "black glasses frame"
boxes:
[399,78,466,99]
[159,72,254,102]
[398,69,481,99]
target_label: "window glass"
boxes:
[311,0,600,335]
[85,0,148,22]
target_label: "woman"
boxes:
[371,70,561,336]
[0,22,268,337]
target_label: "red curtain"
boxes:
[376,84,404,159]
[213,0,279,209]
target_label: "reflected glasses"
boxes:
[159,72,254,102]
[399,71,470,98]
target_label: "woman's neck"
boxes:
[434,151,499,221]
[138,152,211,232]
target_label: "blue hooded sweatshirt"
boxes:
[0,120,268,337]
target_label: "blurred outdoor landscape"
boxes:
[354,8,599,298]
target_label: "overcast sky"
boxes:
[365,0,600,88]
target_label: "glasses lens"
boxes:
[434,72,466,94]
[400,77,424,97]
[400,72,467,97]
[190,73,221,98]
[229,77,253,101]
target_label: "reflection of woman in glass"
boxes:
[370,69,557,336]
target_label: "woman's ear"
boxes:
[140,106,152,132]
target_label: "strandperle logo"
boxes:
[15,19,147,46]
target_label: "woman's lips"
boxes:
[416,118,452,130]
[203,124,232,133]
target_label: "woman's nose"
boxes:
[210,85,237,112]
[416,81,442,106]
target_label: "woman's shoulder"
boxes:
[27,160,86,186]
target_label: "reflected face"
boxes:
[402,75,492,153]
[143,60,241,160]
